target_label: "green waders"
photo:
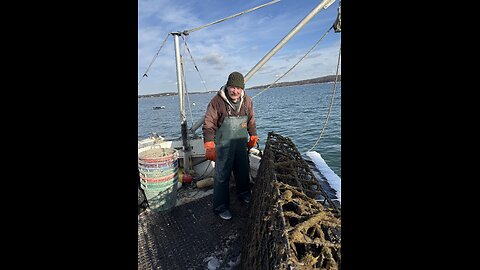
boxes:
[213,114,251,214]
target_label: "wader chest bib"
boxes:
[212,111,250,214]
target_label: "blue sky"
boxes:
[138,0,341,95]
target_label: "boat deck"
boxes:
[137,133,341,269]
[138,185,249,269]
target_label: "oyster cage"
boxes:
[240,132,341,270]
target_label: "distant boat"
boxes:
[153,106,166,110]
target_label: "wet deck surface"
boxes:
[138,186,249,270]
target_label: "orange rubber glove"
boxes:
[247,135,259,148]
[204,141,216,161]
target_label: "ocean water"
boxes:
[138,82,341,177]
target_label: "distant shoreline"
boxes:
[138,74,341,98]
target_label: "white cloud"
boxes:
[138,0,341,95]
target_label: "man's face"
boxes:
[227,86,243,102]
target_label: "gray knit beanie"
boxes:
[226,71,245,89]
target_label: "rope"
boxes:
[182,36,209,93]
[181,35,211,136]
[195,160,212,180]
[184,0,280,34]
[307,44,341,152]
[138,33,170,86]
[181,36,195,128]
[251,26,334,100]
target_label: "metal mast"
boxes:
[189,0,337,134]
[172,32,191,175]
[245,0,336,82]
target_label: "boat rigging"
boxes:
[139,0,339,176]
[138,1,342,268]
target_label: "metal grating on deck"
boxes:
[138,187,249,269]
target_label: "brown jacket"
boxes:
[203,85,257,143]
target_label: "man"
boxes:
[202,71,259,220]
